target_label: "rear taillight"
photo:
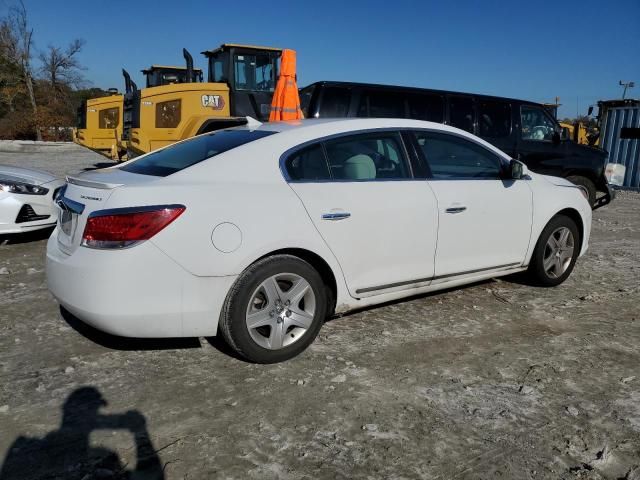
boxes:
[81,205,185,249]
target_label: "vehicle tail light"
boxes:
[81,205,185,249]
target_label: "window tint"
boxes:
[98,107,119,129]
[478,101,511,137]
[120,130,275,177]
[521,105,557,141]
[324,133,410,180]
[156,100,181,128]
[449,96,475,133]
[407,93,444,122]
[414,131,502,179]
[357,90,405,118]
[299,86,314,117]
[319,87,351,117]
[285,144,331,181]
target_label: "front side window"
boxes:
[478,101,511,138]
[120,130,276,177]
[414,131,503,179]
[98,107,119,129]
[449,96,475,133]
[324,132,410,180]
[520,105,557,141]
[318,87,351,117]
[285,144,331,181]
[156,100,181,128]
[234,54,276,91]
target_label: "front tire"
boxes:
[528,215,580,287]
[219,255,327,363]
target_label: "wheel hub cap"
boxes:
[245,273,316,350]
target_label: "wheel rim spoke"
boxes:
[287,308,313,329]
[246,309,274,329]
[268,321,285,350]
[283,278,310,305]
[262,276,282,305]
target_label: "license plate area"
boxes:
[59,208,76,237]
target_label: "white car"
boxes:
[1,165,64,234]
[46,118,592,363]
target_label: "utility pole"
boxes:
[619,80,635,99]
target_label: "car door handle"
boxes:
[445,206,467,214]
[322,212,351,221]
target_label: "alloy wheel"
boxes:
[245,273,316,350]
[543,227,575,278]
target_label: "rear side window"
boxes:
[285,144,331,181]
[319,87,351,117]
[407,94,444,122]
[324,132,410,180]
[357,90,405,118]
[449,96,475,133]
[120,130,276,177]
[99,108,119,129]
[156,100,181,128]
[478,101,511,137]
[414,131,502,179]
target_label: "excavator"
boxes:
[121,44,282,158]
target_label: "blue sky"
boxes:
[3,0,639,118]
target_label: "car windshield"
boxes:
[120,130,276,177]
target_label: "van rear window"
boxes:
[120,130,276,177]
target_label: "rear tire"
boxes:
[567,175,596,207]
[219,255,327,363]
[528,215,580,287]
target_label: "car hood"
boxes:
[0,164,59,185]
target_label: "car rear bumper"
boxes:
[46,230,237,338]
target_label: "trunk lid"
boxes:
[56,168,157,255]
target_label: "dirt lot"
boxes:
[1,144,639,479]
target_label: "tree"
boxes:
[0,0,41,140]
[38,39,86,92]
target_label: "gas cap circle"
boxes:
[211,222,242,253]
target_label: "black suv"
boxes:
[300,81,613,208]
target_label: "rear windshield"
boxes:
[120,130,276,177]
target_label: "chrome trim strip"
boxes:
[55,196,85,215]
[88,204,186,218]
[355,262,522,295]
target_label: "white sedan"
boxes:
[1,165,64,234]
[46,118,592,363]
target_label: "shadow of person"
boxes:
[0,387,164,480]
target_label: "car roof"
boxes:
[237,117,468,135]
[231,117,510,159]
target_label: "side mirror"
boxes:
[509,159,528,180]
[560,127,570,141]
[587,106,594,116]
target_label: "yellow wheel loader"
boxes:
[122,44,282,157]
[74,90,125,160]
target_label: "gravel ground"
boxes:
[1,144,639,480]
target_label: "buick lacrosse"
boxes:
[47,118,592,363]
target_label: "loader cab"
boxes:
[142,65,203,88]
[202,44,281,121]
